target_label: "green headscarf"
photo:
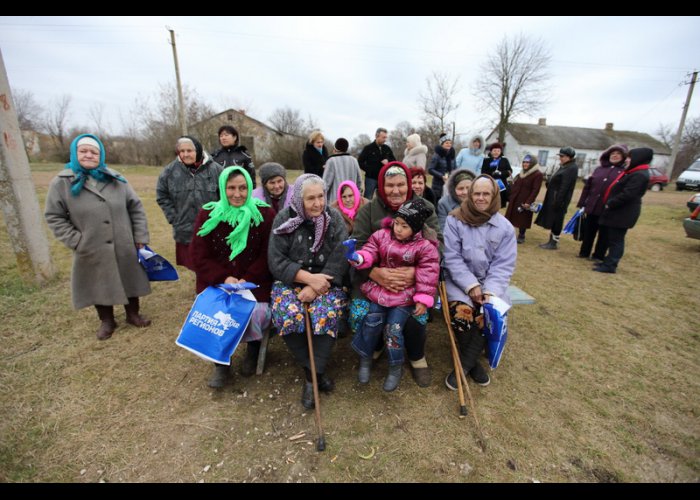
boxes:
[196,166,270,260]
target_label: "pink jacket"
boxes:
[355,224,440,308]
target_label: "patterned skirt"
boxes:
[270,281,348,338]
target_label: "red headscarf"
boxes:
[377,161,413,212]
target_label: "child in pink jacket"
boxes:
[345,197,439,391]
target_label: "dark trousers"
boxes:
[601,226,628,271]
[283,332,335,376]
[551,209,567,236]
[579,214,609,259]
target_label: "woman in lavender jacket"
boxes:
[443,175,516,389]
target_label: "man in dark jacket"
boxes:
[211,125,256,188]
[595,148,652,273]
[358,127,395,199]
[535,147,579,250]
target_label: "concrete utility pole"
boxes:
[0,48,55,284]
[668,71,698,177]
[167,27,188,136]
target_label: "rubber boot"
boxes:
[95,305,116,340]
[464,332,490,386]
[239,340,260,377]
[538,234,558,250]
[358,357,372,384]
[301,381,315,409]
[317,373,335,393]
[124,297,151,327]
[383,364,403,392]
[208,363,229,388]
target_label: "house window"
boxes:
[227,113,234,121]
[576,153,587,167]
[538,150,549,166]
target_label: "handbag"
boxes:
[176,283,258,364]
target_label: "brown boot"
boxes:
[125,297,151,327]
[95,305,117,340]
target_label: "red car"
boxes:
[648,167,669,191]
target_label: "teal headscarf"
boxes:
[197,166,270,261]
[65,134,126,196]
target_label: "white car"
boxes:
[676,160,700,190]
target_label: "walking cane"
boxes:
[438,279,488,451]
[303,303,326,452]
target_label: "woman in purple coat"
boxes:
[575,144,627,260]
[443,175,517,389]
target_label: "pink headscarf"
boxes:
[336,180,362,220]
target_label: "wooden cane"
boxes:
[438,281,468,417]
[303,303,326,452]
[438,281,488,451]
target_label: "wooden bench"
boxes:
[508,284,536,305]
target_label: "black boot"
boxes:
[239,340,260,377]
[464,331,490,386]
[358,356,372,384]
[317,373,335,393]
[539,234,558,250]
[124,297,151,327]
[301,381,315,409]
[95,305,116,340]
[208,363,229,389]
[383,364,403,392]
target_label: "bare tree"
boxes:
[88,102,108,138]
[46,94,72,150]
[389,121,416,161]
[350,134,372,157]
[268,107,309,136]
[474,33,552,145]
[12,89,43,131]
[418,71,460,138]
[658,116,700,178]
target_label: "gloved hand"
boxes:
[342,239,360,263]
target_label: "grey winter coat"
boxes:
[403,145,428,169]
[323,153,363,203]
[268,206,349,287]
[156,155,224,244]
[45,169,151,310]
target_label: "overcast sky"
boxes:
[2,16,699,146]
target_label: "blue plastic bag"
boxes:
[137,245,179,281]
[483,296,510,369]
[562,208,585,240]
[176,283,258,365]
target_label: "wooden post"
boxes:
[0,48,55,284]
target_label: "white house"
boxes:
[485,119,671,178]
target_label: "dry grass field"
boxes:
[0,164,698,483]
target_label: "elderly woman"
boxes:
[481,143,513,208]
[443,175,517,389]
[437,169,476,232]
[455,135,485,175]
[156,136,224,270]
[302,130,329,177]
[268,174,349,409]
[252,162,294,213]
[190,166,276,388]
[351,161,442,388]
[45,134,151,341]
[409,167,436,207]
[504,154,544,244]
[330,180,368,234]
[428,133,456,200]
[403,133,428,170]
[323,138,363,203]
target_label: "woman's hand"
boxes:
[468,285,485,306]
[135,243,145,249]
[307,273,333,294]
[297,285,318,303]
[369,267,416,293]
[224,276,242,285]
[413,303,427,316]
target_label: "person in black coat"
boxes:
[427,133,456,200]
[481,142,512,207]
[594,148,653,274]
[358,128,396,199]
[535,147,579,250]
[211,125,256,188]
[302,130,329,177]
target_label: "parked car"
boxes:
[648,167,669,191]
[683,205,700,240]
[688,193,700,213]
[676,159,700,191]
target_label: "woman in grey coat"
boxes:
[268,174,349,410]
[156,136,224,270]
[45,134,152,340]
